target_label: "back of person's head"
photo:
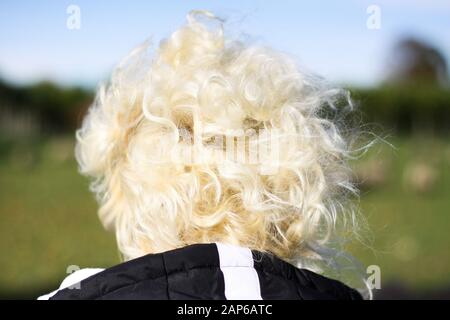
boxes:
[75,10,365,290]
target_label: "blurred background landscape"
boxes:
[0,0,449,299]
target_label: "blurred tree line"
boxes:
[1,79,449,136]
[353,85,450,134]
[0,37,448,137]
[0,79,92,135]
[356,37,450,135]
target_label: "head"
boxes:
[76,10,365,286]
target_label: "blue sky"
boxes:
[0,0,449,88]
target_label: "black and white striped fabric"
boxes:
[38,243,362,300]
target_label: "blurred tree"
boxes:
[0,79,93,135]
[387,38,448,87]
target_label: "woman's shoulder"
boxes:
[37,268,104,300]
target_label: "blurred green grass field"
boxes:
[0,135,449,298]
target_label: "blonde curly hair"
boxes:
[76,10,365,288]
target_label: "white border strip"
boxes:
[216,242,262,300]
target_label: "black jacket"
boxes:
[47,243,362,300]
